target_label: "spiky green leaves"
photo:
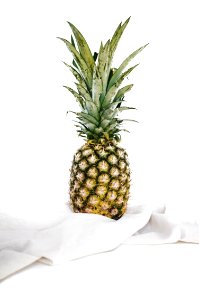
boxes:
[67,22,95,73]
[58,17,148,142]
[109,17,131,58]
[58,37,93,89]
[107,44,149,90]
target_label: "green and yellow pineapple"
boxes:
[58,17,147,219]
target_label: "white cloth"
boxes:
[0,203,199,280]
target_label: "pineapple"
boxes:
[58,17,148,219]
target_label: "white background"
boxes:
[0,0,199,297]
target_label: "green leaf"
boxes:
[63,86,85,108]
[92,65,103,110]
[110,17,131,59]
[117,106,136,112]
[67,22,95,72]
[78,112,99,126]
[118,118,138,123]
[98,16,131,89]
[75,118,96,131]
[101,108,115,121]
[102,85,119,107]
[103,65,138,107]
[62,62,88,90]
[100,119,111,129]
[91,17,131,99]
[70,35,79,69]
[97,40,111,96]
[117,64,139,84]
[84,101,100,121]
[101,106,136,121]
[77,127,97,138]
[57,37,93,89]
[105,121,118,132]
[108,43,149,90]
[111,128,120,134]
[114,84,134,101]
[94,127,104,134]
[75,122,95,135]
[103,100,124,110]
[75,83,92,102]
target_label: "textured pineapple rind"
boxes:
[69,141,131,220]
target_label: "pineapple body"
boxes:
[59,18,147,219]
[70,140,130,219]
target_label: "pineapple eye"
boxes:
[101,202,110,210]
[95,185,107,196]
[98,173,110,184]
[87,166,98,178]
[110,179,120,190]
[98,160,109,172]
[70,190,75,198]
[120,185,127,195]
[119,173,127,182]
[107,154,118,165]
[111,208,118,216]
[110,167,120,177]
[119,160,126,170]
[75,197,83,208]
[79,187,89,199]
[82,149,93,157]
[106,145,115,152]
[76,171,85,182]
[85,178,96,189]
[87,154,98,164]
[89,195,99,205]
[116,149,125,158]
[117,195,124,204]
[107,190,117,201]
[74,152,82,162]
[78,159,88,170]
[72,165,78,173]
[73,181,81,190]
[97,149,108,158]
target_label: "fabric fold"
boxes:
[1,203,199,280]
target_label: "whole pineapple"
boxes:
[58,17,148,219]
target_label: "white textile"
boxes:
[1,203,199,280]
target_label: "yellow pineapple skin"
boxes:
[69,141,131,220]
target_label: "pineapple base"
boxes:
[69,140,131,220]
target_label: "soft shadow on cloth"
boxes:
[1,202,199,281]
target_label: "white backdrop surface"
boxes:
[0,0,199,298]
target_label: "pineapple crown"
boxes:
[58,17,148,143]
